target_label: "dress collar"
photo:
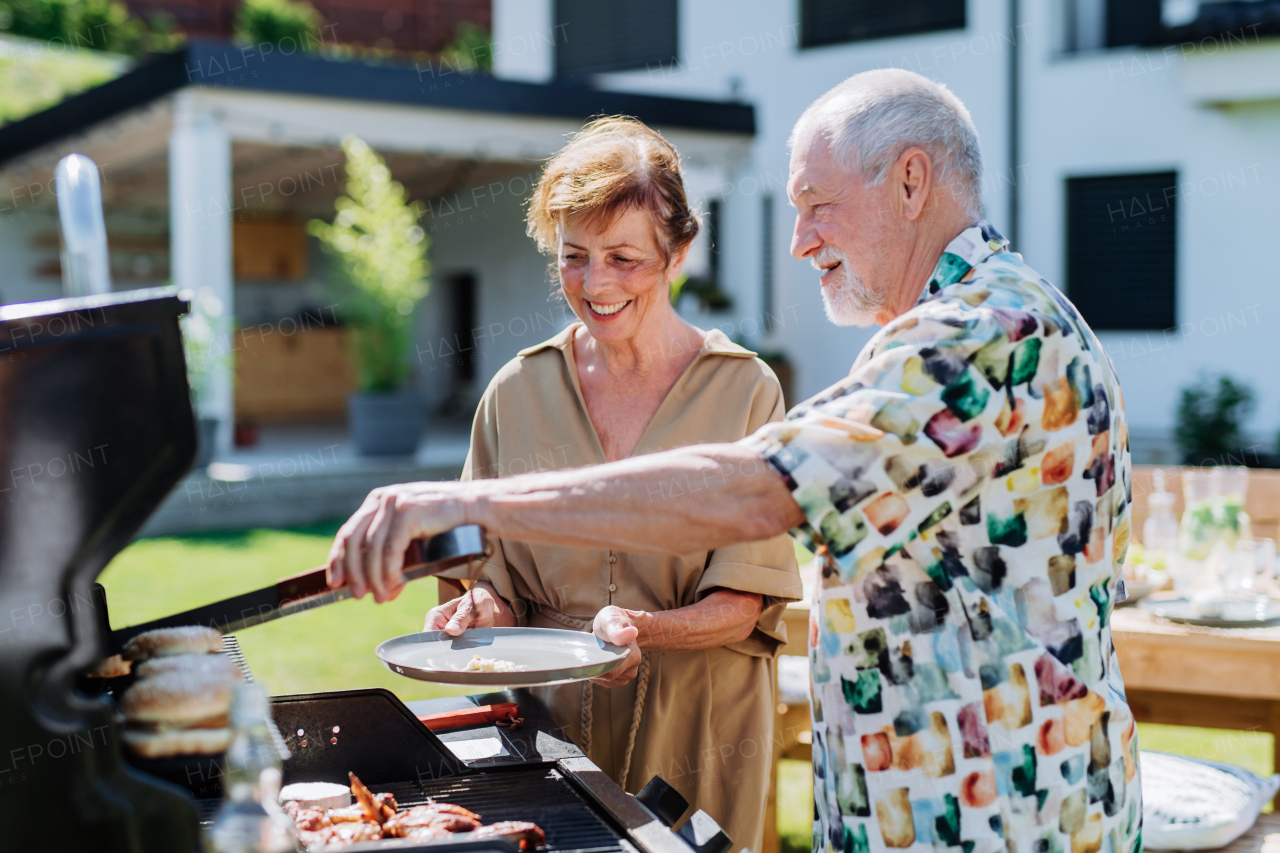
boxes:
[917,220,1010,305]
[517,322,757,360]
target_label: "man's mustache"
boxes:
[810,248,847,273]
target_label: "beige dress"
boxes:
[452,324,801,851]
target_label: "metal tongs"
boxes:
[110,525,488,652]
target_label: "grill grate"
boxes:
[222,634,253,681]
[199,767,627,853]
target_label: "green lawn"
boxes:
[100,521,472,702]
[103,524,1275,853]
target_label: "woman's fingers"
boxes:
[445,590,479,636]
[591,606,641,687]
[591,644,641,687]
[593,606,639,647]
[422,594,458,627]
[425,599,458,631]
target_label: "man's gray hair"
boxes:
[790,69,984,220]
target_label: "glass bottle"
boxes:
[206,682,296,853]
[1142,469,1179,569]
[1211,466,1252,543]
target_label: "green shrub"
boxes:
[234,0,323,49]
[439,21,491,72]
[309,137,430,393]
[1174,373,1256,465]
[0,0,143,54]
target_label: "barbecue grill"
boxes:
[0,289,731,853]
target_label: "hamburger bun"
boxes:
[122,726,231,758]
[135,653,242,681]
[121,670,235,725]
[123,626,223,660]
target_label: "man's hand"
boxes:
[325,484,467,603]
[591,606,646,688]
[425,584,509,636]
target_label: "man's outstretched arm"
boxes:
[327,442,806,602]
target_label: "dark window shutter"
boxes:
[1066,172,1177,331]
[1106,0,1163,46]
[555,0,678,77]
[800,0,966,48]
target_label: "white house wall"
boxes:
[571,0,1018,405]
[421,172,575,405]
[488,0,1280,452]
[1018,1,1280,455]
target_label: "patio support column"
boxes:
[170,91,234,456]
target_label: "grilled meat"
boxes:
[290,774,543,850]
[469,821,547,850]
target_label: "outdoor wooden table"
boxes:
[1209,811,1280,853]
[1111,604,1280,802]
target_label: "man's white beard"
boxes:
[813,248,884,327]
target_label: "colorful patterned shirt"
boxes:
[747,222,1140,853]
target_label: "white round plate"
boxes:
[376,627,629,686]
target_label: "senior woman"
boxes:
[425,117,798,848]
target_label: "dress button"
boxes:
[608,583,617,592]
[608,555,617,563]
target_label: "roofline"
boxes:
[0,39,755,169]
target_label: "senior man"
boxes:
[330,69,1140,853]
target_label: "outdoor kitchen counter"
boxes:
[405,690,586,769]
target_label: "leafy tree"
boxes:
[309,137,430,393]
[234,0,323,49]
[1175,373,1256,465]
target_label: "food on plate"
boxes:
[87,654,131,678]
[280,782,352,811]
[1121,541,1170,597]
[118,669,235,757]
[123,625,223,660]
[463,654,519,673]
[135,653,242,681]
[287,771,544,849]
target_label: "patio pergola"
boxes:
[0,41,755,454]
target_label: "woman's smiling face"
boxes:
[558,206,686,344]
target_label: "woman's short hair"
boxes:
[526,116,699,263]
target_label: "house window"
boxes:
[1066,0,1163,51]
[1065,172,1177,331]
[800,0,965,48]
[555,0,678,77]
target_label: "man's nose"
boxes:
[791,215,819,260]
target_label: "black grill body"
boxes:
[0,290,201,852]
[0,290,693,853]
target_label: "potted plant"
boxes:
[180,286,227,468]
[1175,373,1256,466]
[310,137,430,456]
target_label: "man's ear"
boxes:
[897,147,933,221]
